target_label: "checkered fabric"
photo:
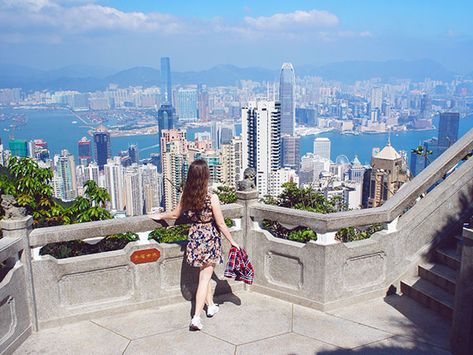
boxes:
[224,247,254,284]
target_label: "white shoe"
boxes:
[206,304,219,318]
[189,316,203,331]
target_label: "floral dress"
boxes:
[185,194,224,267]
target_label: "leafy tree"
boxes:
[0,156,64,227]
[70,180,111,223]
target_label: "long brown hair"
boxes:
[181,159,210,211]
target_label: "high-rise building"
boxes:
[176,88,198,121]
[370,87,383,110]
[282,135,300,171]
[313,137,331,161]
[104,157,125,211]
[366,142,409,208]
[124,165,143,216]
[128,144,139,164]
[157,104,176,172]
[93,125,111,170]
[161,129,188,210]
[78,137,92,164]
[29,139,49,161]
[141,164,163,213]
[348,156,366,184]
[197,84,209,121]
[270,168,299,196]
[241,100,281,196]
[221,137,243,188]
[160,57,172,105]
[438,112,460,151]
[279,63,295,136]
[8,139,28,157]
[54,149,77,201]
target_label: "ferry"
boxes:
[72,121,78,124]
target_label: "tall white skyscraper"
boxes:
[221,137,243,188]
[371,87,383,110]
[53,149,77,201]
[124,165,143,216]
[141,164,162,213]
[104,157,125,211]
[279,63,295,136]
[242,100,281,196]
[313,137,331,161]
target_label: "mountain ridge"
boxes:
[0,60,457,91]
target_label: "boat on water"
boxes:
[341,131,360,136]
[72,121,78,124]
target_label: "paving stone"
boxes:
[124,328,235,355]
[236,332,340,355]
[13,321,129,355]
[92,302,191,340]
[293,304,391,349]
[202,292,292,345]
[327,295,451,350]
[350,335,452,355]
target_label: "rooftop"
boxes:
[14,291,450,355]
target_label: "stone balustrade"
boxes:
[0,128,472,354]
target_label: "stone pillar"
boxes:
[1,216,38,331]
[451,227,473,355]
[236,190,259,251]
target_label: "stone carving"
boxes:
[1,195,27,219]
[237,167,256,191]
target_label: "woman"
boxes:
[149,159,240,331]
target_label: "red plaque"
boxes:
[130,248,161,264]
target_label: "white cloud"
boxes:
[244,10,339,32]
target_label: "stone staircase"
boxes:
[400,233,463,320]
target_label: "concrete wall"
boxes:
[0,238,32,355]
[28,212,244,328]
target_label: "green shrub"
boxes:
[216,185,237,204]
[148,224,190,243]
[39,232,139,259]
[335,224,383,242]
[262,219,317,244]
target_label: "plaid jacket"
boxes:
[224,247,254,284]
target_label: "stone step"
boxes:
[418,263,458,295]
[435,246,461,271]
[401,277,454,320]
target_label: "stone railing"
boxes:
[0,219,33,355]
[25,203,244,329]
[245,129,473,309]
[0,128,472,353]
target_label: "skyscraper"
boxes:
[161,129,188,210]
[78,136,92,165]
[124,165,143,216]
[157,104,176,171]
[128,144,139,164]
[93,125,111,170]
[54,149,77,201]
[176,88,198,121]
[104,157,125,211]
[141,164,162,213]
[279,63,295,136]
[160,57,172,105]
[241,100,281,196]
[438,112,460,150]
[313,137,331,161]
[8,139,28,157]
[282,135,300,171]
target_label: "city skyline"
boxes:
[1,1,473,73]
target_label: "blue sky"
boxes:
[1,0,472,72]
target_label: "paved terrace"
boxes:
[15,291,451,355]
